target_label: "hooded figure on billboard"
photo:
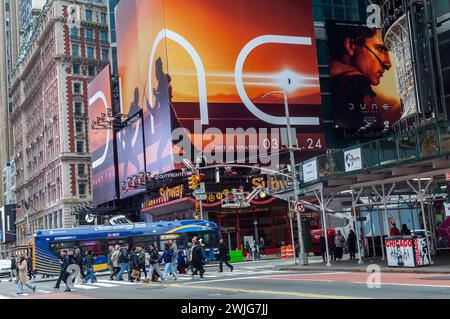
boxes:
[327,22,395,130]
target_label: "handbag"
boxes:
[131,269,140,279]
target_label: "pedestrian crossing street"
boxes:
[0,268,287,299]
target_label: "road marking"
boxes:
[74,284,98,290]
[89,282,119,288]
[170,284,370,299]
[0,295,10,299]
[351,281,450,289]
[37,290,52,294]
[97,280,136,285]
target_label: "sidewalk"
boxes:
[276,254,450,274]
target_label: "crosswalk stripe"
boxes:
[97,279,137,285]
[89,282,119,288]
[37,290,52,294]
[74,284,98,290]
[0,295,10,299]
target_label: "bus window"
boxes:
[79,240,105,256]
[50,242,77,256]
[132,236,157,251]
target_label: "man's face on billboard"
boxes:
[350,30,391,86]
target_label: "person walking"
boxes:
[27,254,35,280]
[347,229,357,260]
[128,247,138,282]
[107,246,114,278]
[252,240,260,261]
[218,239,233,272]
[136,247,147,281]
[9,254,17,282]
[74,248,86,283]
[244,241,252,261]
[53,250,72,292]
[110,245,121,280]
[185,242,193,274]
[84,250,97,284]
[401,224,412,236]
[16,255,36,295]
[259,237,265,257]
[191,241,205,278]
[115,244,130,281]
[162,243,177,281]
[144,243,163,283]
[334,230,346,261]
[177,248,187,274]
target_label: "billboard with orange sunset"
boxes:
[116,0,325,180]
[88,65,117,205]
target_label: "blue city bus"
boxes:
[33,220,220,275]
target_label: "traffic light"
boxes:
[188,175,201,190]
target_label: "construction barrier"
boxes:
[281,245,294,259]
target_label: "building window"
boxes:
[79,183,86,196]
[85,28,93,41]
[74,102,83,116]
[100,12,107,24]
[88,65,95,76]
[100,31,108,44]
[70,27,78,38]
[73,83,81,94]
[78,164,85,176]
[75,121,83,133]
[71,45,79,57]
[76,141,84,153]
[86,9,93,21]
[87,46,94,59]
[73,64,80,75]
[102,49,108,61]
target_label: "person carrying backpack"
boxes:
[84,250,97,283]
[144,243,163,283]
[136,247,147,281]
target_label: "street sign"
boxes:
[294,200,305,213]
[195,194,207,201]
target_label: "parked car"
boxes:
[0,259,11,278]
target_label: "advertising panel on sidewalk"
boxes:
[326,21,402,131]
[116,0,325,173]
[0,205,16,243]
[88,65,117,205]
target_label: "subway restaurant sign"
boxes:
[251,176,289,193]
[143,185,184,209]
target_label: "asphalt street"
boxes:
[1,258,450,299]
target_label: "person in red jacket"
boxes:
[390,223,400,236]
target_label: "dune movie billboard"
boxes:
[326,21,402,130]
[88,65,117,205]
[115,0,325,184]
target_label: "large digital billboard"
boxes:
[326,21,402,130]
[116,0,324,177]
[88,65,117,205]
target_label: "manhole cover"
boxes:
[421,276,450,281]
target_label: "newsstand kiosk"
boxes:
[385,236,431,268]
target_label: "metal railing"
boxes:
[297,121,450,186]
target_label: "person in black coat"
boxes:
[319,234,327,263]
[218,239,234,272]
[191,243,205,278]
[347,229,357,260]
[54,250,72,292]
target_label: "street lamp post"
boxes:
[261,90,308,266]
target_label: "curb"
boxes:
[275,266,450,274]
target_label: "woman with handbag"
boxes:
[144,244,163,283]
[16,255,36,295]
